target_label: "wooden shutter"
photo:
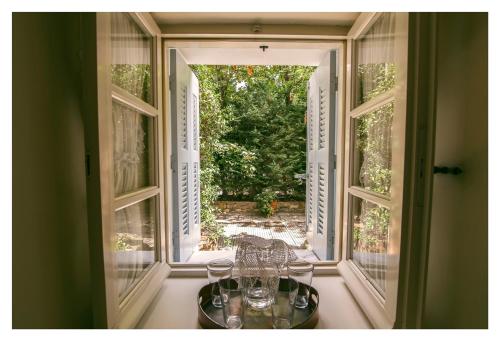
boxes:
[306,80,315,231]
[307,50,337,261]
[170,49,201,262]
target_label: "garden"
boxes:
[193,61,394,256]
[191,64,314,250]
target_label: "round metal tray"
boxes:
[198,278,319,329]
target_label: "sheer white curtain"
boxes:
[355,13,395,196]
[351,13,397,295]
[111,12,153,104]
[111,12,155,301]
[356,12,396,105]
[113,103,148,195]
[114,200,155,300]
[113,103,155,301]
[357,103,393,194]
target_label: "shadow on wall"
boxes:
[423,12,488,329]
[13,13,93,328]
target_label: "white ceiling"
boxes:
[175,41,341,66]
[152,12,359,26]
[179,47,328,66]
[155,13,356,66]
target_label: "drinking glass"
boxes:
[219,277,244,329]
[240,265,279,310]
[287,261,314,309]
[271,278,299,329]
[207,258,234,308]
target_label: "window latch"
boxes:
[433,166,463,175]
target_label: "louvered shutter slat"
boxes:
[181,163,189,235]
[308,50,337,261]
[181,86,188,149]
[317,164,326,235]
[170,49,201,262]
[192,94,199,151]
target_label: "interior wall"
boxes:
[12,13,93,328]
[423,13,488,328]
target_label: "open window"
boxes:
[338,12,409,328]
[165,43,343,265]
[84,11,413,328]
[83,12,169,328]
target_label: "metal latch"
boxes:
[433,166,463,175]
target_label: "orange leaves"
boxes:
[231,65,254,76]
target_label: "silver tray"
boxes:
[197,278,319,329]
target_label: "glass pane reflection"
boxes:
[114,196,157,302]
[355,13,396,106]
[113,101,154,196]
[350,195,389,295]
[352,102,393,196]
[111,12,154,105]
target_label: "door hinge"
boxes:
[170,154,176,170]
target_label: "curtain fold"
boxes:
[350,13,397,296]
[111,12,153,104]
[115,199,155,300]
[111,12,156,301]
[355,13,396,105]
[113,102,150,195]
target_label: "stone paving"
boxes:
[215,212,308,249]
[188,211,320,263]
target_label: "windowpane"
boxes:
[114,196,157,302]
[355,13,396,106]
[352,102,393,196]
[113,101,154,196]
[111,12,153,105]
[350,195,389,295]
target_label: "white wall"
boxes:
[13,13,93,328]
[423,13,488,328]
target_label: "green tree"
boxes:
[352,62,395,258]
[216,65,314,200]
[190,65,231,249]
[192,64,314,239]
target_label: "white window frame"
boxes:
[162,40,346,276]
[338,12,409,328]
[82,12,425,328]
[85,12,169,328]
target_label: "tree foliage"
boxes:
[192,64,315,204]
[192,59,394,253]
[189,65,230,248]
[254,189,278,217]
[352,62,395,257]
[111,64,152,104]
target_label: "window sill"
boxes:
[137,274,372,328]
[338,260,393,328]
[167,263,340,278]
